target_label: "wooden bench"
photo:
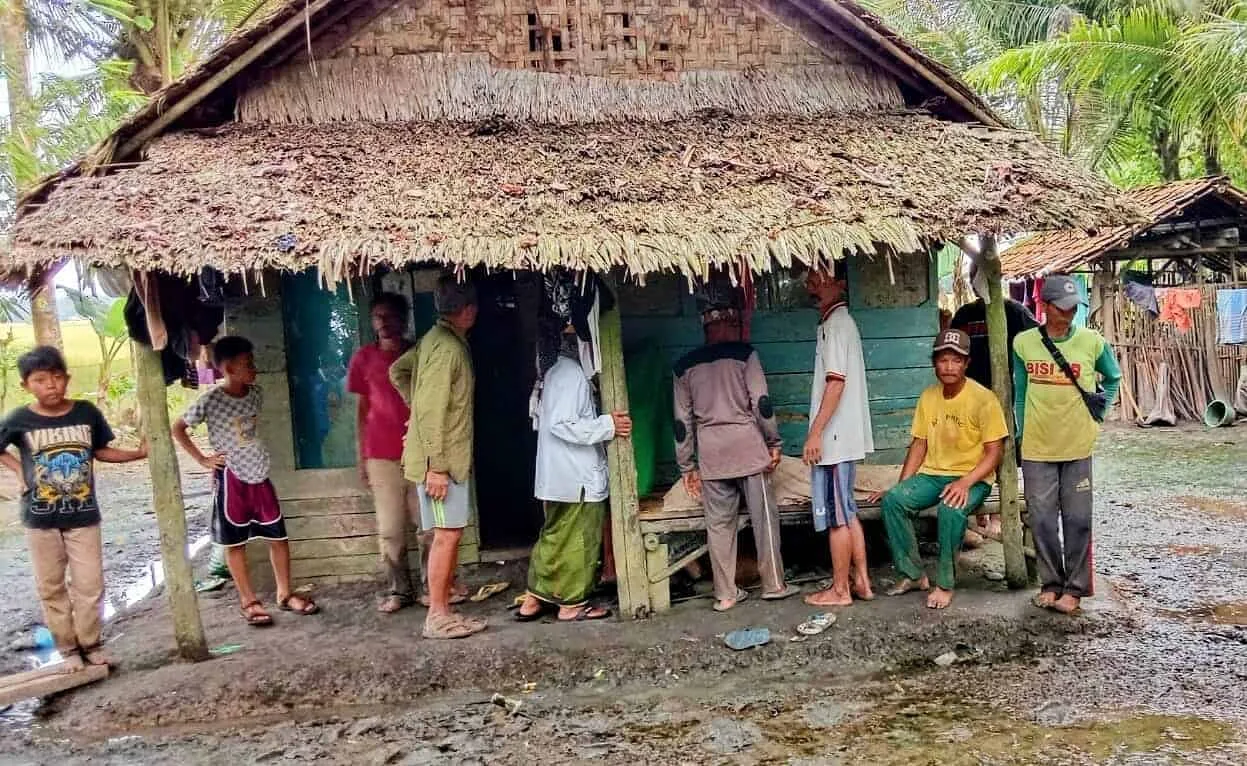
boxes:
[637,488,1029,611]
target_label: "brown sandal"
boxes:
[422,613,487,639]
[240,600,274,626]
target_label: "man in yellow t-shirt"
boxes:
[873,329,1008,610]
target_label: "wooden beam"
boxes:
[0,664,108,706]
[116,0,338,160]
[260,0,382,71]
[598,281,652,620]
[135,339,210,661]
[980,235,1027,589]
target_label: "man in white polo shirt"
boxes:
[802,260,876,608]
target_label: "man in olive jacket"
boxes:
[390,275,481,640]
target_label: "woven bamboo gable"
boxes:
[239,0,902,124]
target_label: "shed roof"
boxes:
[1000,177,1247,278]
[9,113,1139,279]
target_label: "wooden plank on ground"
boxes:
[0,665,108,706]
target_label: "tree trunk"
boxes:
[980,236,1029,589]
[135,341,210,662]
[1203,131,1222,177]
[1,0,64,348]
[1155,126,1181,181]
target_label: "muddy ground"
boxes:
[1,423,1245,764]
[0,454,213,670]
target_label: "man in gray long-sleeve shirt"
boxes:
[674,278,798,611]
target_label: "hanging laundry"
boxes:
[1217,288,1247,344]
[1155,288,1202,333]
[1121,271,1159,316]
[1031,277,1046,324]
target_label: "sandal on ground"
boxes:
[724,627,771,651]
[240,600,274,626]
[470,582,511,602]
[761,584,802,601]
[886,578,929,597]
[423,613,487,639]
[514,598,556,622]
[559,604,612,622]
[796,612,837,636]
[378,594,413,614]
[279,594,320,615]
[713,587,750,612]
[1031,592,1059,611]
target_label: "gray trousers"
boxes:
[701,474,784,601]
[1022,458,1095,598]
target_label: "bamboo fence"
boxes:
[1102,281,1247,424]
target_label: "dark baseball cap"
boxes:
[932,328,971,357]
[1040,275,1087,311]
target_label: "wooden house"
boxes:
[6,0,1136,619]
[1001,177,1247,426]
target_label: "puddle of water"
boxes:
[1173,495,1247,519]
[1169,601,1247,626]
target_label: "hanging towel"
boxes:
[1122,280,1159,316]
[1217,289,1247,345]
[1156,288,1201,332]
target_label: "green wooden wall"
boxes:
[620,256,938,469]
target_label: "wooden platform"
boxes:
[638,489,1008,534]
[0,663,109,707]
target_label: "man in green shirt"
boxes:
[1012,275,1121,616]
[390,275,482,639]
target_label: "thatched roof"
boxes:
[1000,177,1247,278]
[9,112,1139,279]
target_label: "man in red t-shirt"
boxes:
[348,293,465,613]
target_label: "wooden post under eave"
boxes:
[134,341,210,661]
[979,236,1028,589]
[597,286,652,619]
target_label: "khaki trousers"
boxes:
[26,524,104,653]
[701,474,784,602]
[367,459,421,599]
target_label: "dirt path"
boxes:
[2,424,1245,764]
[0,456,212,669]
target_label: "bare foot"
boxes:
[378,594,410,614]
[852,575,876,601]
[1053,594,1082,615]
[83,648,113,667]
[886,576,930,596]
[987,515,1002,538]
[926,587,954,609]
[518,594,545,619]
[804,587,852,607]
[59,653,85,674]
[1032,591,1058,610]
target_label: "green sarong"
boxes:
[880,473,992,590]
[527,498,607,606]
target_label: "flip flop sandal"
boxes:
[796,612,837,636]
[724,627,771,651]
[713,587,750,612]
[761,584,802,601]
[515,599,556,622]
[470,582,511,602]
[239,600,273,627]
[886,580,929,597]
[424,613,486,639]
[279,595,320,615]
[560,605,613,622]
[378,594,413,614]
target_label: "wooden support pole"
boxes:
[979,236,1028,589]
[598,283,652,620]
[135,341,210,661]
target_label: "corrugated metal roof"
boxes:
[1000,176,1247,278]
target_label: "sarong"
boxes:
[527,497,606,607]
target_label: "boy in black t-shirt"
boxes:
[0,347,147,671]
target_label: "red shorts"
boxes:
[211,468,287,547]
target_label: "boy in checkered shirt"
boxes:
[173,336,319,626]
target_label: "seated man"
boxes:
[872,329,1008,610]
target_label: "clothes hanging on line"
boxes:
[1155,288,1202,333]
[1217,288,1247,344]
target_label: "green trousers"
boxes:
[881,473,992,590]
